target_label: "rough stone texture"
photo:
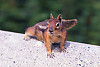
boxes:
[0,30,100,67]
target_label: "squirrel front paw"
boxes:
[47,53,55,58]
[59,47,66,53]
[23,35,30,41]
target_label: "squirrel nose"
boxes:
[49,27,53,32]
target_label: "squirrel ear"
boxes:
[62,19,78,30]
[57,14,62,22]
[50,13,53,19]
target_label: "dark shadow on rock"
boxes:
[51,41,70,52]
[29,36,38,40]
[29,36,44,43]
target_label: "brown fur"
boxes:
[24,13,78,58]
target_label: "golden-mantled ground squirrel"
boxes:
[24,13,78,58]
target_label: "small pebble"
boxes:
[13,61,15,63]
[79,64,81,66]
[88,47,90,48]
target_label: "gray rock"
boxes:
[0,30,100,67]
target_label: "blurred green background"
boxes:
[0,0,100,45]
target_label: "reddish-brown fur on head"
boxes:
[47,14,63,34]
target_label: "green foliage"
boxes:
[0,0,100,45]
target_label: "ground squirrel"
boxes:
[24,13,78,58]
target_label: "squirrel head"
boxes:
[47,13,63,34]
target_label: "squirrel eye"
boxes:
[56,23,59,27]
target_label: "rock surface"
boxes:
[0,30,100,67]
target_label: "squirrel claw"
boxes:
[62,49,66,52]
[23,37,30,41]
[60,48,66,53]
[47,53,55,58]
